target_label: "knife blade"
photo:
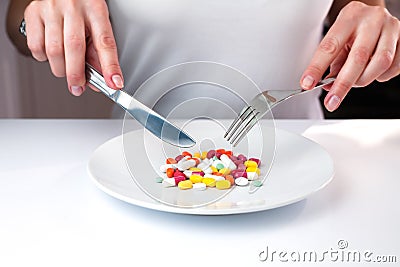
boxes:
[86,64,196,148]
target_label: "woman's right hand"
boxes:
[24,0,124,96]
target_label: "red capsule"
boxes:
[182,151,192,158]
[174,176,186,185]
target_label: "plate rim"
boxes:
[87,127,334,215]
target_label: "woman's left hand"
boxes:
[301,1,400,112]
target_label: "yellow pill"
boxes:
[190,175,203,184]
[244,160,258,168]
[202,178,216,187]
[189,167,202,172]
[246,167,260,175]
[178,180,193,190]
[216,180,231,190]
[211,166,218,173]
[193,152,201,158]
[201,151,207,160]
[218,168,231,175]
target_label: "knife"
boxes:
[19,19,196,148]
[86,64,196,147]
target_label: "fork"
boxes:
[224,77,336,146]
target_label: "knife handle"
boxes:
[85,63,120,99]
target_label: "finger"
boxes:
[24,2,47,61]
[357,17,400,86]
[44,14,66,77]
[86,4,124,89]
[300,15,355,89]
[329,47,349,78]
[322,48,349,91]
[323,23,382,112]
[377,39,400,81]
[64,11,86,96]
[85,38,101,92]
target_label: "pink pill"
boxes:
[174,176,186,185]
[174,170,185,177]
[237,163,246,171]
[229,155,238,161]
[175,155,185,162]
[234,160,243,166]
[237,154,247,161]
[207,150,216,159]
[232,170,247,179]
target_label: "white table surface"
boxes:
[0,119,399,267]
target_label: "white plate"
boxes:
[87,125,334,215]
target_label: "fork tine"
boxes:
[224,106,248,138]
[229,109,259,145]
[232,114,259,147]
[225,106,255,142]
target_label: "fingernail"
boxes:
[326,94,341,112]
[71,86,83,96]
[302,75,315,89]
[112,74,124,88]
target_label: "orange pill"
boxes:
[216,149,225,154]
[225,175,234,185]
[182,151,192,158]
[166,158,177,164]
[212,172,223,176]
[166,168,174,178]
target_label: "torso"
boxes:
[108,0,334,119]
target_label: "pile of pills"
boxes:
[157,149,263,190]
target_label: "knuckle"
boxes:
[353,46,370,66]
[319,36,339,55]
[46,41,64,58]
[307,64,325,76]
[65,35,85,51]
[377,50,394,70]
[103,62,121,73]
[98,33,117,50]
[334,79,353,94]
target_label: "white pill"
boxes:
[178,159,197,171]
[203,174,225,181]
[247,172,259,181]
[220,154,237,170]
[235,177,249,186]
[160,164,176,172]
[193,183,207,191]
[197,162,211,170]
[162,178,176,187]
[183,170,193,178]
[203,166,213,174]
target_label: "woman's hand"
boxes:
[301,1,400,112]
[23,0,123,96]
